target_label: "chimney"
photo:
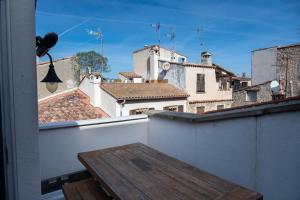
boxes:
[79,73,102,107]
[201,51,212,66]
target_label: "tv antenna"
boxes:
[194,27,204,47]
[167,27,176,59]
[87,29,104,55]
[151,22,161,45]
[167,27,176,42]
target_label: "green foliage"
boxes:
[74,51,110,73]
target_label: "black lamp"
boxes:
[40,52,62,93]
[36,32,62,93]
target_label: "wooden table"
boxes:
[78,143,263,200]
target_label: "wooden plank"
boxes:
[78,143,263,200]
[78,148,151,200]
[62,178,110,200]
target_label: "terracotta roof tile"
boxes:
[38,89,109,124]
[119,72,142,78]
[189,99,233,104]
[100,83,189,101]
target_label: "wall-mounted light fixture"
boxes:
[36,32,62,93]
[40,52,62,93]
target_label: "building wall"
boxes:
[121,99,187,116]
[37,58,78,99]
[99,87,119,117]
[185,67,232,101]
[133,50,150,80]
[158,62,186,90]
[79,76,101,107]
[39,117,148,179]
[252,47,277,85]
[276,46,300,97]
[159,47,186,62]
[188,100,233,113]
[133,46,187,81]
[232,82,273,107]
[148,107,300,200]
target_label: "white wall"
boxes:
[121,99,187,116]
[79,76,101,107]
[39,102,300,200]
[39,117,148,180]
[133,50,150,80]
[252,47,277,85]
[99,87,119,117]
[185,67,232,101]
[133,47,187,81]
[159,47,187,62]
[147,109,300,200]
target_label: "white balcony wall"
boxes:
[39,102,300,200]
[39,116,148,180]
[147,108,300,200]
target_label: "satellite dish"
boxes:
[270,80,280,93]
[162,62,171,71]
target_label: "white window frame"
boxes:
[1,0,40,199]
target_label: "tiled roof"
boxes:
[203,95,300,114]
[234,80,272,92]
[119,72,142,78]
[38,89,109,124]
[100,83,189,101]
[37,56,73,66]
[189,99,233,104]
[232,76,251,81]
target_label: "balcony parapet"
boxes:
[39,114,148,131]
[148,97,300,123]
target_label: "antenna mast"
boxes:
[167,27,176,60]
[194,27,204,49]
[87,29,104,55]
[151,22,161,45]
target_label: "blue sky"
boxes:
[36,0,300,78]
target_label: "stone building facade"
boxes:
[276,44,300,97]
[232,81,272,107]
[233,44,300,107]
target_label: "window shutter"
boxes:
[197,74,205,92]
[130,110,136,115]
[196,106,205,114]
[217,105,224,110]
[177,105,184,112]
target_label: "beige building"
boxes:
[79,73,188,117]
[132,45,234,113]
[37,57,79,99]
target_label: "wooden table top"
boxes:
[78,143,262,200]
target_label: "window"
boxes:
[219,79,228,90]
[163,105,184,112]
[130,108,154,115]
[246,91,257,102]
[196,74,205,92]
[196,106,205,114]
[217,105,224,110]
[241,82,248,87]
